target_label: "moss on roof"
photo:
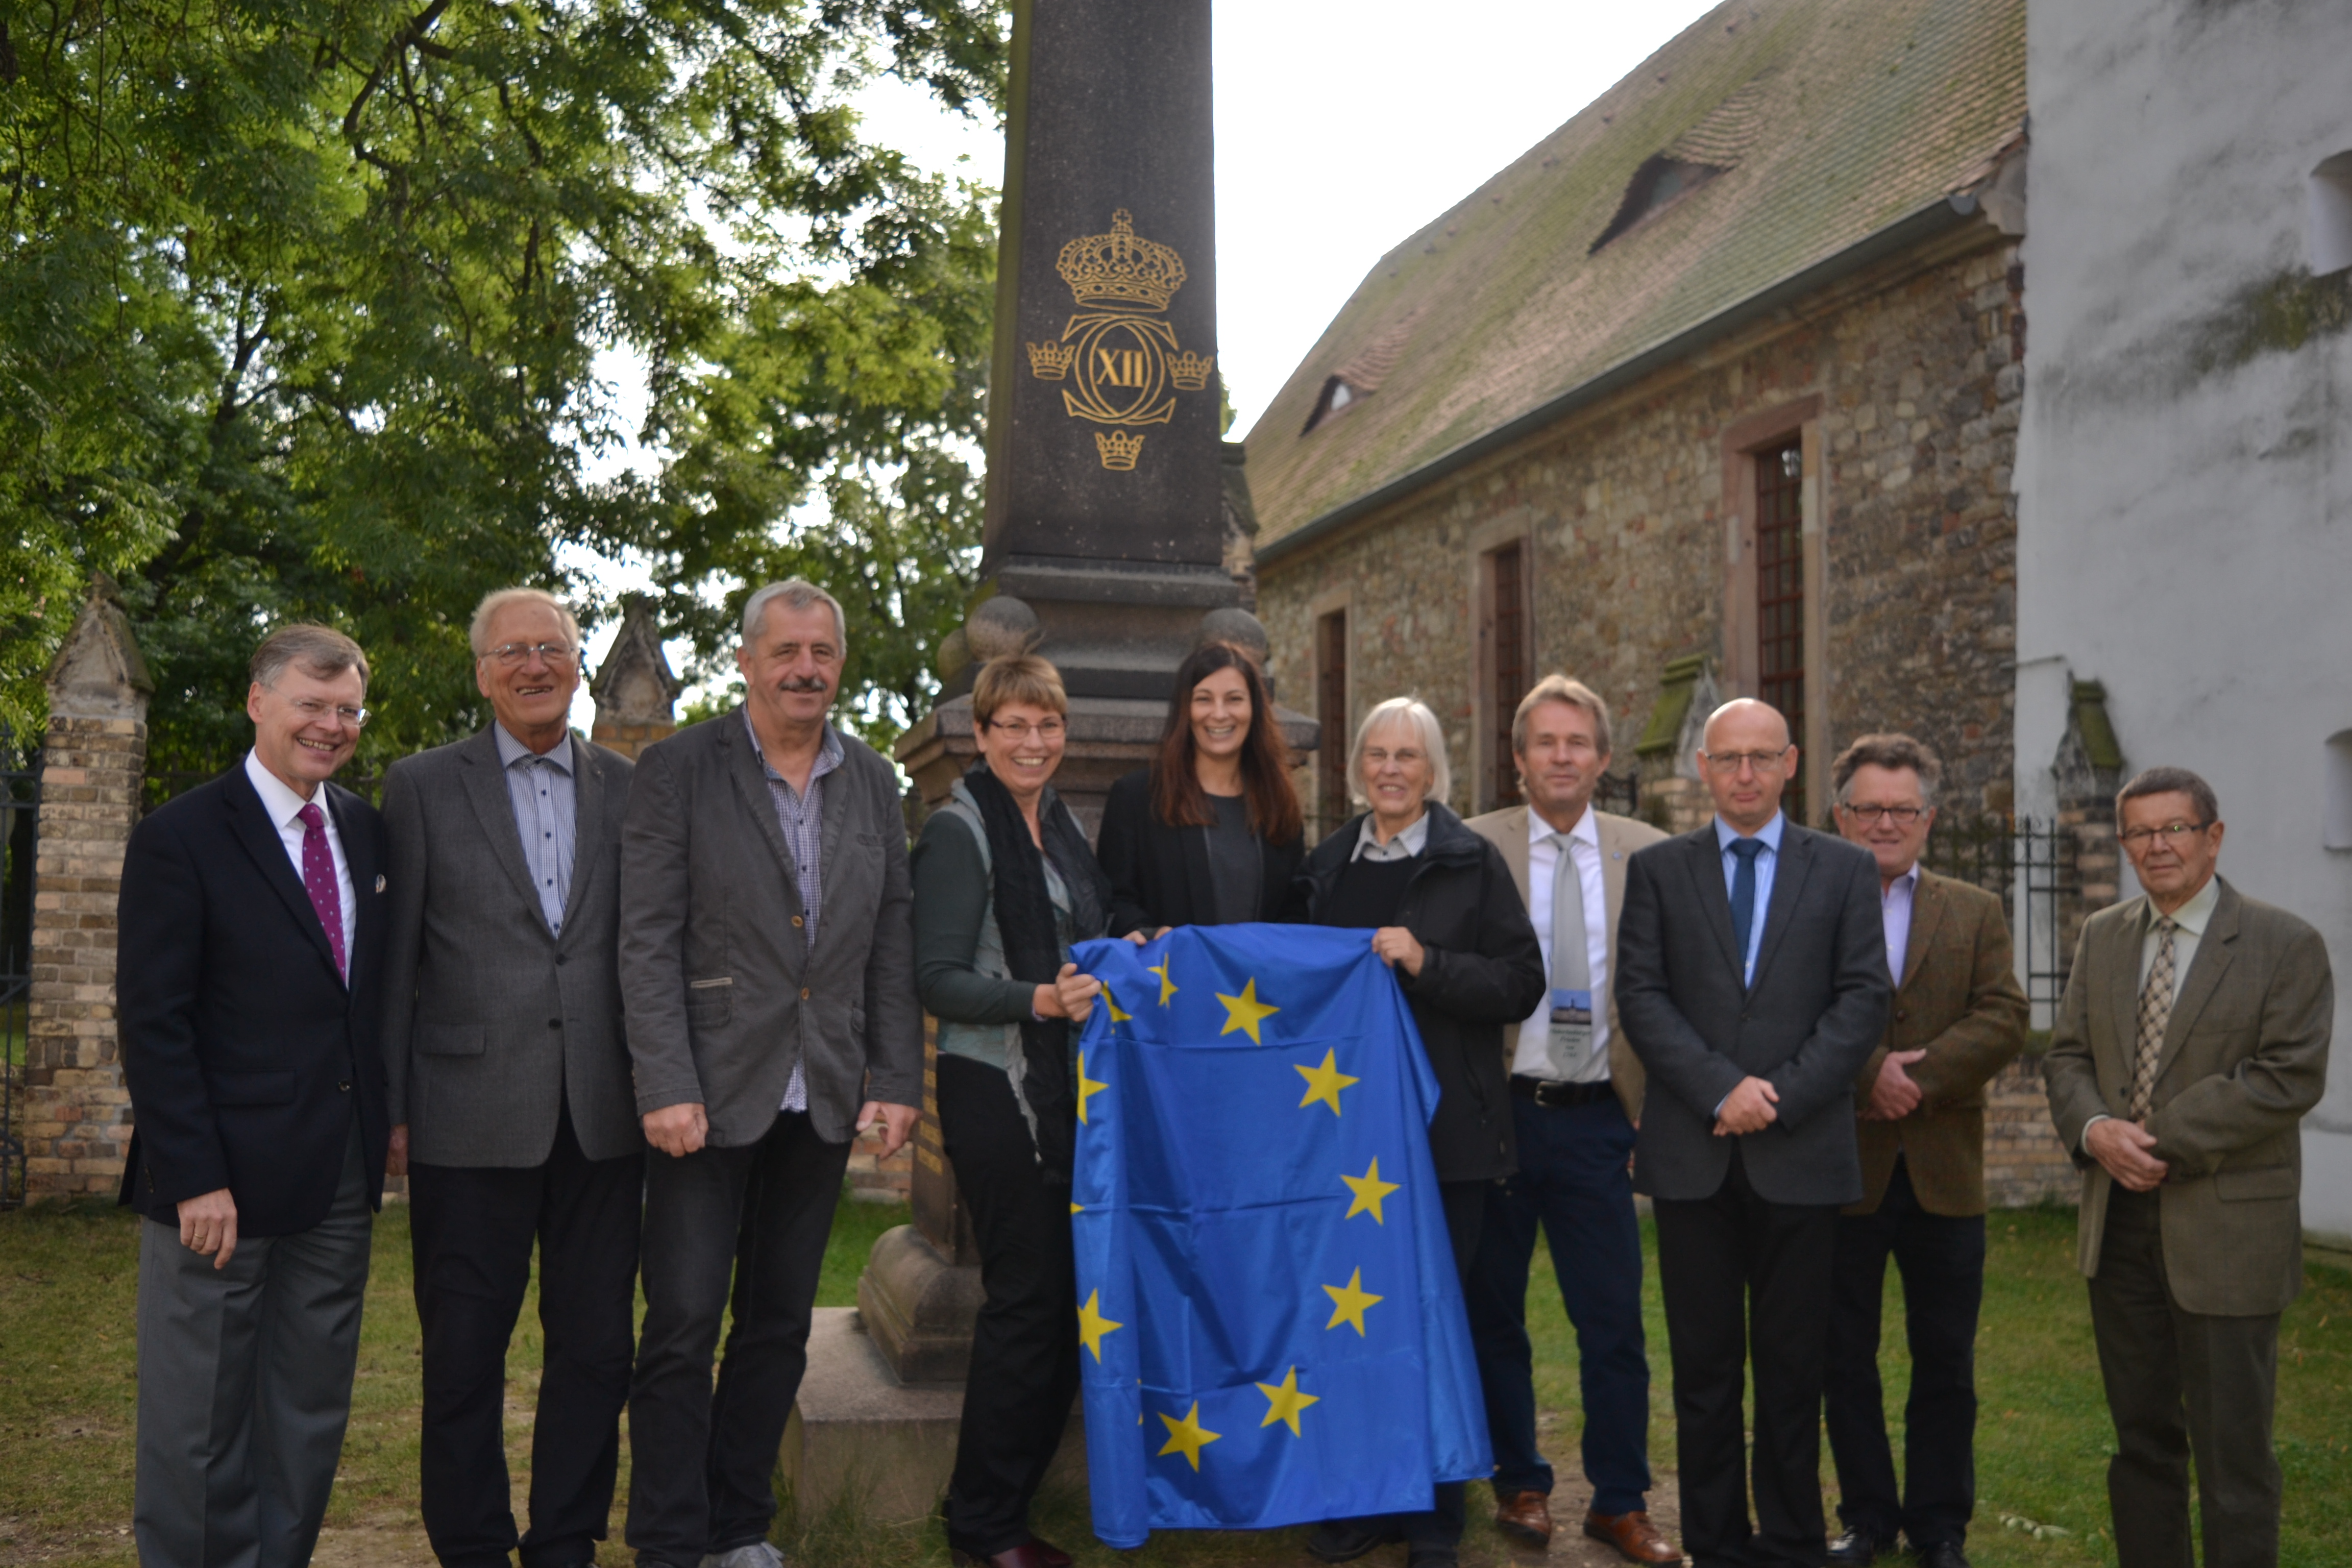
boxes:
[1242,0,2026,545]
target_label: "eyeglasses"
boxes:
[986,718,1065,741]
[2119,821,2211,849]
[483,642,578,667]
[1703,748,1791,774]
[282,696,370,729]
[1837,804,1927,825]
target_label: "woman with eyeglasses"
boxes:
[910,653,1114,1568]
[1290,696,1546,1568]
[1095,641,1306,937]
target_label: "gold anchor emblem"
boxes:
[1028,210,1214,470]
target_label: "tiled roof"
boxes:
[1243,0,2026,547]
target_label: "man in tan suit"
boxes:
[1465,677,1675,1566]
[1819,736,2026,1568]
[2044,766,2332,1568]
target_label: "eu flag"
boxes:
[1067,924,1491,1548]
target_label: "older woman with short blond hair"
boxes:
[1291,697,1545,1568]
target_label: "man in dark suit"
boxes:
[381,589,644,1568]
[620,579,923,1568]
[1820,736,2026,1568]
[118,623,390,1568]
[2044,767,2331,1568]
[1615,697,1891,1568]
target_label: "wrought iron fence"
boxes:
[0,748,37,1209]
[1920,814,2081,1023]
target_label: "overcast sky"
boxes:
[573,0,1723,717]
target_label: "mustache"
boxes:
[774,675,831,694]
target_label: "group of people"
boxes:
[115,575,2332,1568]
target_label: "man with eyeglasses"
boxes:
[2044,767,2331,1568]
[1615,697,1890,1568]
[619,578,921,1568]
[1818,736,2026,1568]
[117,623,391,1568]
[378,587,645,1568]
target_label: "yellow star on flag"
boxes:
[1340,1157,1401,1223]
[1102,984,1132,1022]
[1069,1202,1084,1215]
[1076,1289,1122,1362]
[1294,1049,1360,1116]
[1157,1402,1221,1471]
[1216,977,1280,1043]
[1255,1366,1321,1437]
[1076,1050,1107,1124]
[1322,1268,1384,1336]
[1149,956,1177,1006]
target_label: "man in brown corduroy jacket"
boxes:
[1820,736,2027,1568]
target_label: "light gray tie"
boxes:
[1547,832,1594,1079]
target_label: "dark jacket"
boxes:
[1097,766,1304,934]
[618,709,923,1146]
[380,728,643,1167]
[1615,821,1891,1207]
[1291,802,1547,1182]
[116,765,391,1234]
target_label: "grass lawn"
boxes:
[2,1198,2346,1568]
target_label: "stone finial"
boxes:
[1194,606,1271,667]
[45,574,153,722]
[589,595,681,727]
[964,595,1042,662]
[1633,654,1719,780]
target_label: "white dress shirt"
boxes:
[1715,811,1786,988]
[244,749,357,962]
[1514,803,1612,1080]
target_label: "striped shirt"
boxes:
[746,709,846,1113]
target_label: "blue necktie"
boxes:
[1728,838,1765,984]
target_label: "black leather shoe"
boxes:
[1826,1528,1895,1566]
[1915,1544,1971,1568]
[1306,1519,1402,1563]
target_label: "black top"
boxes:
[1096,766,1306,934]
[1315,852,1416,931]
[1203,793,1263,925]
[1292,803,1546,1183]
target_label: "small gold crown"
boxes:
[1026,339,1076,380]
[1166,349,1214,391]
[1095,430,1147,470]
[1057,210,1188,312]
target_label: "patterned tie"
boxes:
[1728,838,1765,985]
[1547,832,1593,1079]
[298,802,349,983]
[2128,916,2177,1119]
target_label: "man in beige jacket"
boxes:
[1465,677,1675,1566]
[2043,766,2332,1568]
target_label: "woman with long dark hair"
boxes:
[1096,641,1306,936]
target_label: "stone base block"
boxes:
[857,1224,985,1384]
[780,1308,1085,1526]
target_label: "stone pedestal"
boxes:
[24,578,151,1199]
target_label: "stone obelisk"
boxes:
[869,0,1310,1391]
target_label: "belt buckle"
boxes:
[1534,1079,1572,1108]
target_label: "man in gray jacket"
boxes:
[382,587,645,1568]
[620,579,923,1568]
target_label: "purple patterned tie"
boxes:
[298,802,348,982]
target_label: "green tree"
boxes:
[0,0,1000,769]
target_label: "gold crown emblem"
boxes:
[1026,339,1077,380]
[1094,430,1147,470]
[1057,210,1188,312]
[1166,349,1214,391]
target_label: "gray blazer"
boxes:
[1615,821,1892,1206]
[618,708,922,1146]
[2044,878,2332,1317]
[381,729,644,1166]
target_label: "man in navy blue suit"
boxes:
[118,623,391,1568]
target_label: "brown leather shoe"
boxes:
[948,1545,1058,1568]
[1028,1542,1072,1568]
[1491,1489,1553,1547]
[1582,1510,1680,1565]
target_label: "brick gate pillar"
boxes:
[24,578,152,1199]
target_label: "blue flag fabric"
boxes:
[1067,923,1492,1548]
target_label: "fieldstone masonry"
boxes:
[25,579,151,1199]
